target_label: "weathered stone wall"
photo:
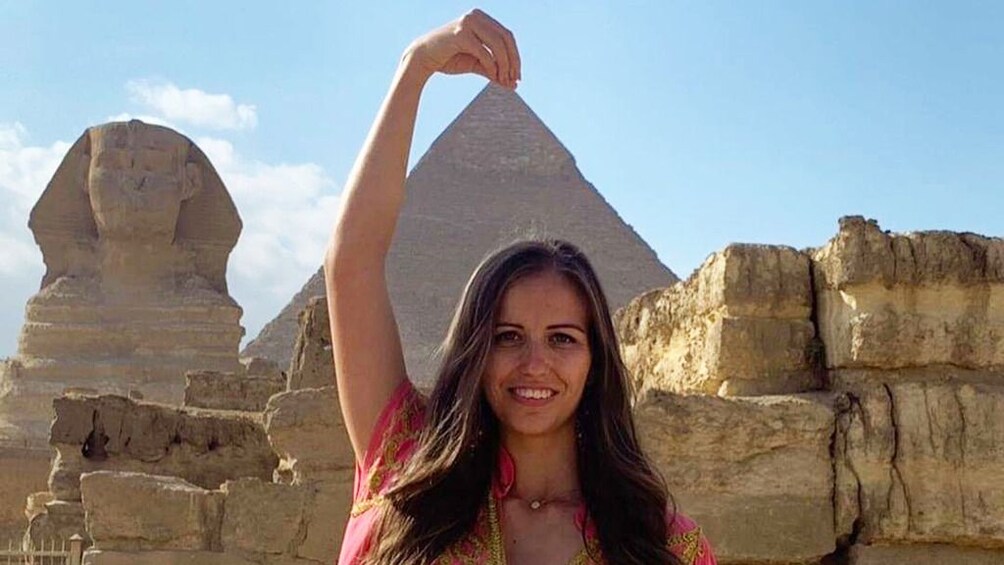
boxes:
[26,393,277,548]
[622,216,1004,563]
[286,297,334,391]
[69,216,1004,565]
[184,356,285,412]
[79,294,354,564]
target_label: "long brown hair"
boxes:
[368,239,680,564]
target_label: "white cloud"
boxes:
[196,136,340,303]
[0,120,339,357]
[127,80,258,131]
[0,122,65,357]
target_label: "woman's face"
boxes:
[482,270,592,442]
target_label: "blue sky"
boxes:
[2,1,1002,357]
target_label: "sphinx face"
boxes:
[87,125,190,244]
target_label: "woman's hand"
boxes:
[404,9,521,89]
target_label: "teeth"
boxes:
[512,387,555,400]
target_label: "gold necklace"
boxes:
[487,492,594,564]
[512,489,582,511]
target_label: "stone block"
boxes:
[848,543,1004,564]
[81,471,223,551]
[286,297,335,390]
[813,216,1004,370]
[184,370,284,412]
[48,394,276,501]
[635,390,837,562]
[834,378,1004,546]
[241,356,281,379]
[25,499,88,547]
[0,446,50,542]
[296,474,354,561]
[83,550,257,565]
[264,386,353,483]
[618,244,819,395]
[220,478,310,556]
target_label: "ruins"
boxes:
[243,84,678,380]
[64,217,1004,565]
[0,120,244,540]
[0,90,1001,565]
[0,120,244,446]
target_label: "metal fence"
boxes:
[0,535,83,565]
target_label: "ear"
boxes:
[28,128,99,288]
[184,161,202,200]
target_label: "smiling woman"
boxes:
[324,8,716,565]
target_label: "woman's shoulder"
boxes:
[350,378,427,514]
[665,509,717,565]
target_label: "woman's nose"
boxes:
[520,340,549,375]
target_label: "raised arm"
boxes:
[324,10,521,462]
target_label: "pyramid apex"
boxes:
[414,83,575,175]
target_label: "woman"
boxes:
[325,9,716,564]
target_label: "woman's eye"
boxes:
[551,333,575,345]
[494,331,520,344]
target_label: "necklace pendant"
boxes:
[529,500,542,510]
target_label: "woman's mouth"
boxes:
[509,387,557,405]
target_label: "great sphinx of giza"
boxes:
[0,120,245,447]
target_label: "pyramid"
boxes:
[243,85,677,383]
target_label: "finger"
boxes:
[458,32,498,82]
[468,20,511,87]
[478,12,521,83]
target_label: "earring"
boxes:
[468,428,484,453]
[575,413,585,446]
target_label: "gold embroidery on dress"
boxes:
[566,524,705,565]
[667,526,704,565]
[351,390,423,516]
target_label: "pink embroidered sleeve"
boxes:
[667,511,717,565]
[350,379,426,516]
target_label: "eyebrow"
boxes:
[495,322,587,334]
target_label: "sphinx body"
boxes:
[0,121,245,446]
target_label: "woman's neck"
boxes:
[501,425,580,502]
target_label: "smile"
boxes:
[509,387,557,401]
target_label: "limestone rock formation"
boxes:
[77,300,355,564]
[286,297,334,391]
[184,357,285,412]
[47,394,276,499]
[81,471,224,552]
[0,120,244,447]
[621,217,1004,562]
[25,392,277,549]
[834,379,1004,546]
[264,386,352,485]
[619,243,820,396]
[243,84,676,380]
[847,543,1004,564]
[813,216,1004,371]
[636,390,838,562]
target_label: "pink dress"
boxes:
[338,380,717,564]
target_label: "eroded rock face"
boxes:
[184,363,285,411]
[848,543,1004,564]
[81,471,223,551]
[636,390,838,563]
[47,394,276,501]
[618,244,820,396]
[0,120,244,448]
[834,377,1004,547]
[813,216,1004,370]
[264,386,353,485]
[287,297,334,390]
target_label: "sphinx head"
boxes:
[86,121,201,244]
[29,120,241,292]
